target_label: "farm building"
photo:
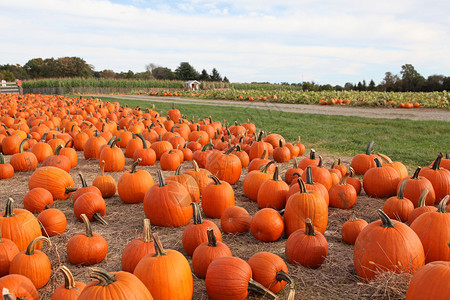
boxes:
[185,80,201,91]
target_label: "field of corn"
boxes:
[23,78,450,108]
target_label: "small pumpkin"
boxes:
[92,160,117,198]
[118,158,154,204]
[166,166,200,203]
[0,274,38,300]
[38,208,67,237]
[257,166,289,210]
[0,226,19,277]
[9,138,38,172]
[0,153,14,180]
[383,179,414,222]
[51,266,86,300]
[329,173,357,209]
[363,158,400,198]
[220,206,252,234]
[408,189,437,225]
[23,187,53,213]
[341,211,368,245]
[250,208,284,242]
[201,175,235,219]
[350,140,379,175]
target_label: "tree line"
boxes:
[0,57,229,83]
[1,57,448,92]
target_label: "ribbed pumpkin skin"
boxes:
[285,225,328,268]
[143,181,193,227]
[166,172,200,203]
[99,143,125,172]
[257,169,289,210]
[329,182,357,209]
[134,249,193,300]
[410,201,450,263]
[9,247,51,289]
[23,187,53,213]
[66,232,108,266]
[350,153,379,175]
[42,154,71,172]
[205,150,242,185]
[353,214,425,281]
[192,239,232,279]
[0,274,39,300]
[121,239,155,273]
[284,189,328,236]
[363,163,400,198]
[405,261,450,300]
[400,169,436,207]
[205,256,252,300]
[184,162,213,195]
[38,208,67,236]
[0,237,19,277]
[182,210,222,256]
[248,252,288,293]
[201,178,235,219]
[220,206,252,234]
[78,271,153,300]
[0,206,42,251]
[10,152,38,172]
[51,267,86,300]
[419,166,450,203]
[118,169,154,204]
[28,166,75,200]
[341,216,368,245]
[250,208,284,242]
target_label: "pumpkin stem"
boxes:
[26,236,51,255]
[431,153,443,170]
[100,160,106,176]
[374,158,382,168]
[93,213,108,225]
[208,175,222,185]
[0,153,5,164]
[349,167,356,177]
[55,144,63,155]
[110,138,120,148]
[3,198,15,217]
[65,187,77,194]
[331,160,337,168]
[437,195,449,213]
[247,278,278,300]
[191,202,203,225]
[201,143,214,151]
[411,167,421,179]
[224,145,237,155]
[309,149,316,159]
[377,153,393,164]
[18,138,28,153]
[259,150,267,160]
[292,158,298,168]
[304,218,316,236]
[296,178,308,194]
[272,166,280,181]
[192,160,200,172]
[365,141,375,155]
[174,165,182,175]
[337,158,342,165]
[275,269,293,284]
[340,173,349,185]
[206,227,217,247]
[142,218,153,243]
[256,131,264,142]
[81,214,94,237]
[78,173,88,188]
[59,265,76,290]
[136,133,148,149]
[305,166,314,185]
[417,189,429,208]
[89,267,117,286]
[349,211,358,222]
[397,179,408,199]
[377,209,395,228]
[152,233,167,256]
[317,155,323,168]
[157,170,166,187]
[261,161,275,173]
[130,158,142,174]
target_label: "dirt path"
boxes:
[92,94,449,122]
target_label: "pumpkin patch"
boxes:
[0,93,447,299]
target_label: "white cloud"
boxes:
[0,0,449,85]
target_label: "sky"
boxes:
[1,0,449,85]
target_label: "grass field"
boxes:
[98,96,449,169]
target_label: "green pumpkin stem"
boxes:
[208,174,222,185]
[304,218,316,236]
[297,178,308,194]
[206,228,217,247]
[142,219,153,243]
[202,143,214,151]
[106,136,116,145]
[377,209,395,228]
[26,236,51,255]
[110,138,120,148]
[309,149,316,159]
[411,167,421,179]
[431,153,443,170]
[374,158,383,168]
[93,213,108,225]
[275,269,293,285]
[305,166,314,185]
[3,198,15,217]
[191,203,203,224]
[18,138,28,153]
[349,211,358,222]
[157,169,166,187]
[261,161,275,173]
[59,266,76,290]
[0,153,5,164]
[340,173,349,185]
[89,267,117,286]
[437,195,449,213]
[130,158,142,174]
[152,233,167,256]
[55,145,63,155]
[224,145,237,155]
[365,141,375,155]
[247,278,277,300]
[136,133,148,149]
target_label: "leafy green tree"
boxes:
[0,70,15,81]
[210,68,222,81]
[174,62,199,80]
[152,67,174,80]
[223,76,229,83]
[100,70,116,79]
[199,69,210,81]
[24,58,45,79]
[400,64,425,92]
[380,72,401,92]
[368,80,376,91]
[344,82,354,91]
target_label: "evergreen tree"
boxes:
[210,68,222,81]
[174,62,199,80]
